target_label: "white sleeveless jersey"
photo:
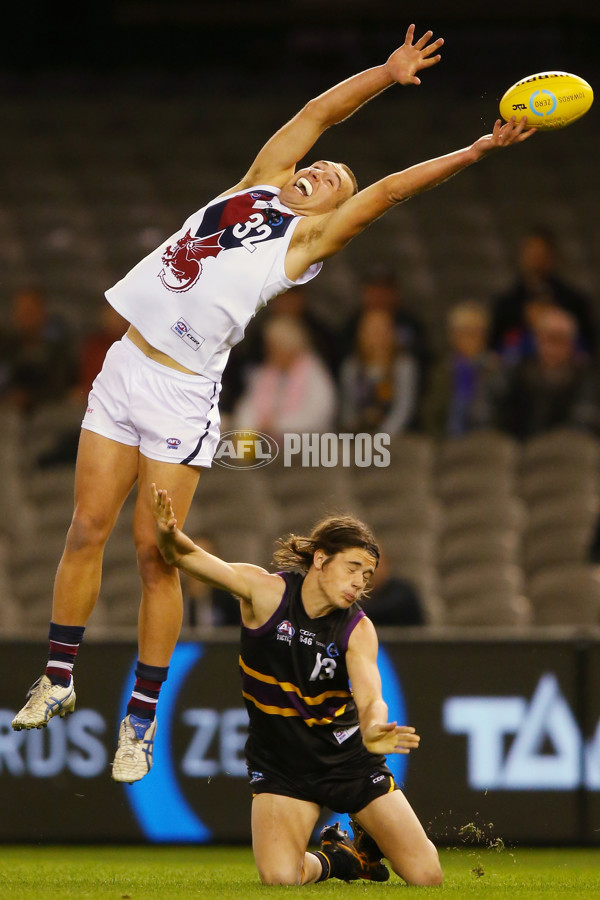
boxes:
[105,186,322,380]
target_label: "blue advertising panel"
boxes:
[2,638,599,844]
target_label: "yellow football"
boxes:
[499,71,593,130]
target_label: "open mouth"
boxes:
[295,177,313,197]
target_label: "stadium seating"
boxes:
[7,427,600,635]
[1,74,599,635]
[528,564,600,627]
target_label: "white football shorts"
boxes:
[81,335,221,466]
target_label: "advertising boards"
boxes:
[2,638,598,844]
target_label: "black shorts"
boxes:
[248,761,399,815]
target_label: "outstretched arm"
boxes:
[151,485,284,625]
[286,116,536,275]
[347,617,421,756]
[228,25,443,192]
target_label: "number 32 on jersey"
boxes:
[232,213,272,253]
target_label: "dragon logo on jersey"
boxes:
[159,229,224,293]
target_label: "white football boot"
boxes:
[12,675,76,730]
[111,714,157,783]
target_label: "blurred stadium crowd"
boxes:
[1,4,599,636]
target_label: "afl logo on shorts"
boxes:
[166,438,182,450]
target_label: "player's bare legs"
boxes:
[133,454,201,665]
[251,794,322,885]
[353,790,443,886]
[52,430,140,625]
[12,431,139,732]
[111,455,200,783]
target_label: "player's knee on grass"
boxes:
[256,859,303,886]
[391,841,443,887]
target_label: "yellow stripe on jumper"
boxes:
[242,690,348,726]
[239,655,351,705]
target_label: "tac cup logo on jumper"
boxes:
[170,317,206,351]
[276,621,295,644]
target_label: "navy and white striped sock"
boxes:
[126,661,169,721]
[45,621,85,687]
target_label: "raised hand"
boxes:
[151,483,178,533]
[363,722,421,755]
[385,24,444,86]
[473,116,537,157]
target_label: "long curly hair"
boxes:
[272,513,380,574]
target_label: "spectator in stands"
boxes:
[233,315,337,438]
[420,300,504,440]
[365,550,426,627]
[338,307,419,435]
[73,305,129,400]
[497,306,597,440]
[221,285,338,415]
[35,305,129,468]
[0,286,78,413]
[490,227,596,364]
[340,264,431,379]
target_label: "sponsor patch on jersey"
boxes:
[276,620,295,644]
[333,725,360,745]
[170,317,206,351]
[249,770,265,784]
[371,773,386,785]
[327,642,340,658]
[277,620,295,637]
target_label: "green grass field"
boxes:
[1,845,599,900]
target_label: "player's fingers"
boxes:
[494,118,505,139]
[515,115,532,137]
[519,126,537,141]
[414,29,433,50]
[418,54,442,69]
[421,37,444,57]
[404,23,415,45]
[509,115,527,135]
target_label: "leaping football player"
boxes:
[12,25,534,786]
